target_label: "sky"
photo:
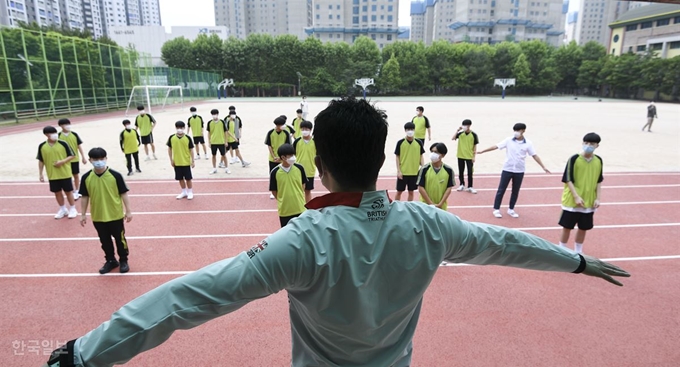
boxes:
[159,0,413,28]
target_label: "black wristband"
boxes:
[46,339,76,367]
[572,254,587,274]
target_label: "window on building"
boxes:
[362,15,367,22]
[650,43,663,51]
[387,34,392,40]
[353,16,359,24]
[353,6,359,14]
[656,19,670,26]
[640,21,652,29]
[674,16,680,24]
[371,34,376,40]
[372,5,376,11]
[371,15,376,21]
[387,15,393,22]
[669,41,680,49]
[388,5,393,11]
[362,5,367,11]
[636,45,646,52]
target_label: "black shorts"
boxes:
[559,210,594,230]
[305,177,314,191]
[397,175,418,192]
[193,136,205,145]
[174,166,193,181]
[227,141,239,151]
[280,214,301,227]
[70,162,80,175]
[141,133,154,145]
[49,178,73,193]
[210,144,226,156]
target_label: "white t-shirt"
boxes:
[300,100,309,113]
[496,136,537,173]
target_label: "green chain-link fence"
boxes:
[0,26,220,123]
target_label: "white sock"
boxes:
[574,243,583,253]
[182,189,187,194]
[60,205,66,210]
[70,205,76,210]
[188,188,193,194]
[558,242,567,247]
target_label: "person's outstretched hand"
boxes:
[582,255,630,286]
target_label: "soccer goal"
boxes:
[125,86,184,116]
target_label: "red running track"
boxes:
[1,172,680,366]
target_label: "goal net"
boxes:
[125,86,183,116]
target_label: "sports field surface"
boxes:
[1,96,679,366]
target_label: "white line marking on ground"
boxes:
[2,254,678,278]
[2,200,679,218]
[1,184,679,199]
[1,223,678,243]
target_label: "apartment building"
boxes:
[214,0,312,40]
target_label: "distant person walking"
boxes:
[641,101,658,132]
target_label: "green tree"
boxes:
[192,34,224,72]
[600,53,641,98]
[553,41,583,93]
[377,53,402,93]
[512,53,531,93]
[349,36,381,81]
[161,37,194,69]
[464,44,494,93]
[660,56,680,101]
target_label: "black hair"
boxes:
[296,109,303,114]
[583,132,601,144]
[274,116,286,126]
[122,119,131,125]
[314,96,388,190]
[43,126,57,134]
[175,121,186,128]
[137,105,145,111]
[211,109,219,115]
[416,106,424,112]
[300,120,313,129]
[430,142,448,155]
[462,119,472,126]
[57,118,71,126]
[513,123,526,131]
[190,107,197,112]
[277,143,295,157]
[228,105,236,110]
[302,95,307,99]
[404,122,416,130]
[88,147,107,159]
[279,115,288,121]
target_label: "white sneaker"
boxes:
[466,187,477,194]
[187,191,194,200]
[270,193,275,200]
[54,207,68,219]
[209,168,217,174]
[230,157,237,164]
[153,154,157,160]
[67,207,78,218]
[507,209,519,218]
[242,161,251,167]
[218,162,225,168]
[492,210,502,218]
[225,168,231,174]
[176,192,188,200]
[204,155,209,160]
[456,185,465,191]
[145,156,151,161]
[196,154,200,160]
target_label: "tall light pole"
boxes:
[296,71,302,96]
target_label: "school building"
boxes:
[608,3,680,58]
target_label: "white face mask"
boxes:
[406,131,415,138]
[48,133,58,141]
[430,152,441,162]
[191,112,197,117]
[287,156,296,164]
[212,115,219,120]
[302,130,311,137]
[462,125,469,131]
[63,125,71,132]
[124,125,132,130]
[513,131,522,139]
[176,129,185,135]
[92,160,107,169]
[139,110,145,115]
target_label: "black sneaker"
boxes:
[119,261,130,273]
[99,260,119,274]
[135,169,142,173]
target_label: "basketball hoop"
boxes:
[355,78,374,99]
[494,78,515,99]
[217,79,234,99]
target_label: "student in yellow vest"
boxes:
[37,126,78,219]
[226,111,251,168]
[207,109,234,174]
[269,143,308,227]
[452,119,479,194]
[167,121,196,200]
[134,105,157,160]
[418,142,455,211]
[278,114,296,144]
[57,118,87,200]
[188,107,208,160]
[411,106,431,143]
[293,120,317,202]
[395,122,425,201]
[79,147,133,274]
[292,109,304,139]
[225,106,244,165]
[119,120,142,176]
[558,133,603,254]
[265,116,293,199]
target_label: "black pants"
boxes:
[125,152,140,172]
[93,219,129,262]
[457,158,474,187]
[493,170,525,210]
[279,214,300,228]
